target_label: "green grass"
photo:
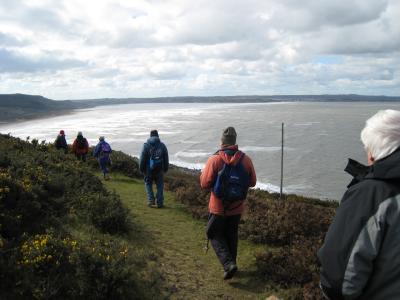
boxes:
[101,173,293,299]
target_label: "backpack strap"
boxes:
[235,152,245,166]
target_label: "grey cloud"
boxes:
[0,1,82,39]
[311,21,400,55]
[269,0,389,31]
[0,4,62,30]
[0,48,87,73]
[0,32,25,46]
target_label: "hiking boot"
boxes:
[223,263,238,280]
[148,201,155,207]
[157,204,164,208]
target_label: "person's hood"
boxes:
[218,145,243,165]
[147,136,160,146]
[345,148,400,187]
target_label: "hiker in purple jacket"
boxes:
[94,136,112,180]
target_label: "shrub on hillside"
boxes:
[165,169,209,219]
[84,192,131,234]
[255,237,321,286]
[0,168,64,239]
[5,233,144,299]
[241,192,336,245]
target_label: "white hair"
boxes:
[361,109,400,161]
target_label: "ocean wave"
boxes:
[254,181,284,193]
[174,151,209,158]
[169,160,205,170]
[293,122,321,126]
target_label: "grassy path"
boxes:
[104,174,281,299]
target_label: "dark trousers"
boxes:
[208,214,241,271]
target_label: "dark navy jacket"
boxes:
[139,136,169,176]
[55,134,67,150]
[318,148,400,300]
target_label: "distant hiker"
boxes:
[139,130,169,208]
[318,110,400,300]
[94,136,112,180]
[72,131,89,162]
[54,130,68,154]
[200,127,256,280]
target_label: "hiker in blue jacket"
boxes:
[94,136,112,180]
[139,130,169,208]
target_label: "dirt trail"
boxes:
[104,174,273,299]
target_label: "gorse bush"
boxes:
[84,192,131,234]
[13,233,143,299]
[0,134,160,299]
[0,136,130,237]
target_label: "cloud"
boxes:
[146,62,187,79]
[268,0,389,31]
[0,0,399,98]
[0,32,25,46]
[0,48,87,73]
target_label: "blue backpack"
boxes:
[149,144,163,174]
[213,152,250,204]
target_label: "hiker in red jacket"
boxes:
[200,127,257,280]
[72,131,89,162]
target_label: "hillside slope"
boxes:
[0,134,166,299]
[0,94,83,122]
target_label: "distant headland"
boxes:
[1,93,399,122]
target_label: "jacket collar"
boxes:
[345,147,400,187]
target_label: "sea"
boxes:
[2,101,400,201]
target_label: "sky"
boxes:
[0,0,399,100]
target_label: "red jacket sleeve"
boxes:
[200,155,219,189]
